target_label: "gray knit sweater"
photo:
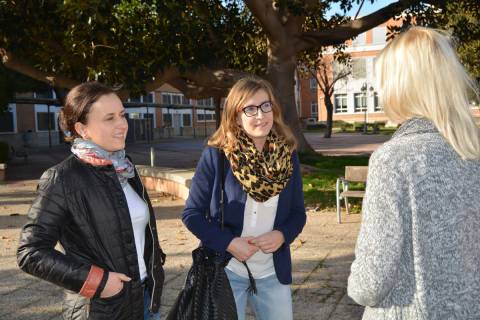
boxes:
[348,118,480,320]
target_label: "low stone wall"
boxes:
[136,165,194,200]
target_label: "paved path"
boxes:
[0,181,363,320]
[305,132,391,156]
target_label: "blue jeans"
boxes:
[144,287,161,320]
[225,268,293,320]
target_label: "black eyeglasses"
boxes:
[242,101,273,117]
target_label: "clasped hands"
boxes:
[226,230,285,262]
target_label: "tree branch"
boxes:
[167,78,227,99]
[245,0,283,41]
[296,0,443,52]
[182,67,251,89]
[1,48,80,89]
[1,48,250,101]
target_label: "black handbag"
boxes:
[166,151,238,320]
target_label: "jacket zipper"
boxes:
[135,168,156,311]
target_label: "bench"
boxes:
[336,166,368,223]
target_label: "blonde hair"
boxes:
[375,26,480,160]
[208,76,297,152]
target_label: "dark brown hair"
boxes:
[59,81,117,142]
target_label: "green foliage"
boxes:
[0,0,265,96]
[299,152,369,210]
[0,141,8,163]
[388,0,480,79]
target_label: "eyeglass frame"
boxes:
[241,101,273,117]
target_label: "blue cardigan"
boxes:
[182,146,306,284]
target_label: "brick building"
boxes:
[297,21,480,125]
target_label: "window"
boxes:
[197,111,216,121]
[197,98,213,106]
[161,94,171,105]
[372,27,386,44]
[354,93,367,112]
[352,59,366,79]
[129,96,141,103]
[310,102,318,118]
[374,92,382,111]
[142,93,154,103]
[309,77,317,91]
[182,114,192,127]
[35,89,54,99]
[172,95,181,105]
[334,94,348,113]
[0,105,15,133]
[352,32,367,46]
[161,93,187,105]
[37,112,56,131]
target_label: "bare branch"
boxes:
[354,0,367,19]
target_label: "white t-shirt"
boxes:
[226,194,279,279]
[123,183,149,281]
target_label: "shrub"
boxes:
[306,123,326,130]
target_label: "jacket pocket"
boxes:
[98,284,126,303]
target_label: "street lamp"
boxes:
[360,82,374,134]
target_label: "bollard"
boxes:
[150,147,155,167]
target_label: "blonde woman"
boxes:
[183,76,306,320]
[348,27,480,319]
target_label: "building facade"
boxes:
[0,83,220,149]
[298,21,480,125]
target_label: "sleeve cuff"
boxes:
[93,270,110,299]
[79,265,105,298]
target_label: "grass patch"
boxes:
[299,152,370,212]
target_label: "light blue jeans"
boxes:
[225,268,293,320]
[144,287,161,320]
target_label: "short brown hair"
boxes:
[208,76,297,152]
[59,82,117,142]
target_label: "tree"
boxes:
[0,0,448,151]
[298,48,351,138]
[386,0,480,80]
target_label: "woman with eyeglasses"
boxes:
[182,76,306,320]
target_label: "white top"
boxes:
[123,183,149,281]
[226,194,279,279]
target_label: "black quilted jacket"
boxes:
[17,155,165,320]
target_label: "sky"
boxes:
[326,0,398,18]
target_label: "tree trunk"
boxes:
[324,97,334,138]
[266,46,313,153]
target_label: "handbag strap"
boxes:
[218,149,225,231]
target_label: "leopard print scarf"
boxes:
[224,130,293,202]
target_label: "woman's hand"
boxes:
[100,272,131,298]
[249,231,285,253]
[227,237,259,262]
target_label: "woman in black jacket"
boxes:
[17,82,165,320]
